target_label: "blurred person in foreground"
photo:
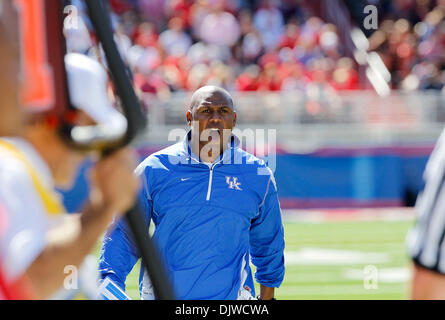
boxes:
[99,85,285,300]
[0,2,139,299]
[0,0,32,299]
[407,128,445,299]
[0,0,23,138]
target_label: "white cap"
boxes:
[64,53,127,143]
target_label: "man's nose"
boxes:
[209,111,223,122]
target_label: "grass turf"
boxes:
[95,219,415,300]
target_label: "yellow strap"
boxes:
[0,140,64,216]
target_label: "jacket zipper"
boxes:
[206,159,223,201]
[206,166,213,201]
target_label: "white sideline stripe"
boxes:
[277,284,404,295]
[284,248,389,265]
[282,207,415,223]
[343,267,411,283]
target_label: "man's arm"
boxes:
[26,203,116,298]
[98,218,141,290]
[259,285,275,300]
[249,172,285,300]
[411,263,445,299]
[98,171,153,291]
[26,149,139,299]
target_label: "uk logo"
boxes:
[226,176,242,190]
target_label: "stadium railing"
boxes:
[134,90,445,150]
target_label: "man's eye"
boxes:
[202,109,210,113]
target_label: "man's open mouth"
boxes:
[206,128,222,142]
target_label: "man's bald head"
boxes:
[186,85,237,160]
[189,85,235,111]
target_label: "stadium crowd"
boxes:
[66,0,445,101]
[369,0,445,91]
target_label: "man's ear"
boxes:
[233,111,237,127]
[186,110,192,126]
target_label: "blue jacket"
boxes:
[98,132,285,300]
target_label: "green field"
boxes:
[97,218,415,300]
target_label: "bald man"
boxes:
[99,86,285,300]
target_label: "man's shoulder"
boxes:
[234,148,270,171]
[233,148,276,191]
[135,142,183,176]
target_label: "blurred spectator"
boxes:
[257,61,283,91]
[187,63,211,91]
[197,2,241,47]
[253,0,285,51]
[281,63,310,92]
[109,0,137,14]
[233,10,263,65]
[319,23,341,61]
[278,22,300,49]
[159,17,192,56]
[160,56,189,91]
[206,60,236,90]
[330,57,360,91]
[133,22,159,48]
[165,0,194,29]
[187,41,232,65]
[137,0,166,29]
[235,64,261,91]
[127,45,161,74]
[190,0,212,41]
[419,64,445,89]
